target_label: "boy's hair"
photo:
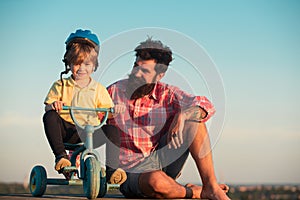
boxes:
[63,38,99,71]
[134,38,173,73]
[60,38,99,89]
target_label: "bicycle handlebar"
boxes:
[62,106,114,113]
[62,106,114,130]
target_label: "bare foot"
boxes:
[185,183,230,199]
[185,184,202,198]
[200,184,231,200]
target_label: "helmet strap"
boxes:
[59,64,71,101]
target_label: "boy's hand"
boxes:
[51,101,65,111]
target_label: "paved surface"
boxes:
[0,193,125,200]
[0,193,190,200]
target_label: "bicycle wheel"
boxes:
[29,165,47,197]
[83,156,100,199]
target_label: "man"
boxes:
[106,38,230,199]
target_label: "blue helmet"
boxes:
[62,29,100,75]
[65,29,100,47]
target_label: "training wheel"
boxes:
[98,167,107,197]
[29,165,47,197]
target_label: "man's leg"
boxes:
[97,125,127,184]
[187,122,230,200]
[138,123,201,198]
[138,121,230,199]
[120,149,190,199]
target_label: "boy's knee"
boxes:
[43,110,59,123]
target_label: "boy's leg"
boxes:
[43,110,80,158]
[43,110,81,173]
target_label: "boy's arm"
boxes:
[45,104,53,112]
[44,80,64,112]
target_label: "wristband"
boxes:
[185,186,193,198]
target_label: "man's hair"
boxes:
[134,38,173,73]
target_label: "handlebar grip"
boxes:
[62,105,70,110]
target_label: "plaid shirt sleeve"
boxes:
[169,85,215,123]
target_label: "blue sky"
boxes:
[0,0,299,185]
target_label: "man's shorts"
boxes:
[119,136,190,198]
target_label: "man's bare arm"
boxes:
[182,106,208,122]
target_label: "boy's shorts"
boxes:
[119,137,190,198]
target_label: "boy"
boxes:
[43,29,116,177]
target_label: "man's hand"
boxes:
[113,104,126,116]
[107,104,126,119]
[168,112,186,149]
[167,106,206,149]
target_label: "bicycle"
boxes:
[29,106,116,199]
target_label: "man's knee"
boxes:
[183,121,200,133]
[139,170,174,198]
[183,121,205,142]
[139,171,170,195]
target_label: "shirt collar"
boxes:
[121,79,161,101]
[65,76,75,86]
[149,83,159,101]
[65,76,96,91]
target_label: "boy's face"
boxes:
[70,56,95,81]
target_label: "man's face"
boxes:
[130,58,158,85]
[126,57,164,99]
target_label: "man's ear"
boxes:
[156,72,165,81]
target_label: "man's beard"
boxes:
[126,74,155,100]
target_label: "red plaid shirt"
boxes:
[107,80,215,169]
